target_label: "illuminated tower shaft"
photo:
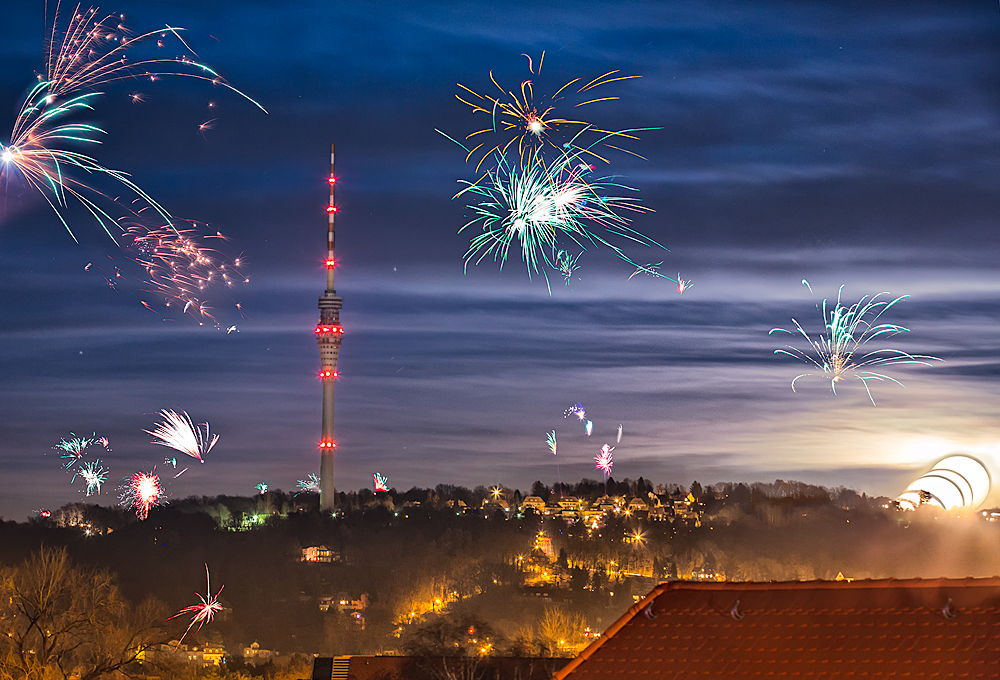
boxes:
[317,144,343,510]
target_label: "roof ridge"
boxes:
[658,576,1000,591]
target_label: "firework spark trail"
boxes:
[769,286,942,406]
[454,145,663,286]
[546,430,557,456]
[296,474,320,494]
[585,420,593,437]
[120,469,164,520]
[166,564,224,648]
[373,473,390,492]
[54,433,92,469]
[120,219,248,324]
[564,403,586,421]
[1,4,264,240]
[77,460,108,496]
[454,52,648,170]
[546,430,562,496]
[145,409,218,463]
[617,424,623,444]
[627,261,688,290]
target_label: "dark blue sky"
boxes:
[1,0,999,519]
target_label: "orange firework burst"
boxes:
[455,51,646,172]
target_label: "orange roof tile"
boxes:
[554,578,1000,679]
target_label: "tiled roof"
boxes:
[554,578,1000,679]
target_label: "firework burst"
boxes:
[296,474,320,494]
[120,469,164,520]
[373,473,390,493]
[166,564,224,647]
[121,220,248,323]
[555,249,581,285]
[595,444,614,477]
[53,433,92,469]
[256,483,267,495]
[456,146,661,285]
[77,460,108,496]
[769,286,941,406]
[454,52,646,170]
[145,409,219,463]
[1,4,264,239]
[564,403,586,421]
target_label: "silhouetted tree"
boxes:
[0,547,166,680]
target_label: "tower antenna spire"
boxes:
[317,143,343,510]
[327,144,336,290]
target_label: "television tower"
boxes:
[316,144,343,510]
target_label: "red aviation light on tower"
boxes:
[318,440,336,450]
[318,369,339,380]
[328,176,337,184]
[326,205,338,214]
[324,257,336,268]
[315,324,344,334]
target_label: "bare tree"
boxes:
[537,606,585,657]
[0,547,167,680]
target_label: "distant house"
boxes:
[554,578,1000,679]
[301,545,338,563]
[242,641,275,662]
[160,642,227,667]
[558,496,586,512]
[521,496,546,514]
[336,592,369,613]
[446,499,469,512]
[647,505,669,521]
[625,497,648,515]
[581,509,605,528]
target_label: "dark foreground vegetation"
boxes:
[2,477,999,671]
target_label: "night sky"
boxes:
[1,1,999,520]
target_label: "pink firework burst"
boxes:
[595,444,614,477]
[166,564,224,647]
[121,469,164,520]
[373,472,390,492]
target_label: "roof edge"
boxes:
[651,576,1000,591]
[551,582,673,680]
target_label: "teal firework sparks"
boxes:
[555,249,582,285]
[769,286,941,406]
[456,144,663,285]
[296,474,320,494]
[54,433,93,469]
[77,460,108,496]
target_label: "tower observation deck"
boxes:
[317,144,342,510]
